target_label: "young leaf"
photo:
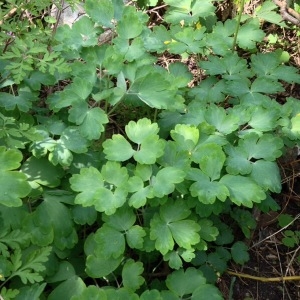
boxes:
[125,118,159,144]
[78,108,109,140]
[192,143,226,180]
[164,250,183,270]
[170,124,199,151]
[198,219,219,242]
[231,241,249,264]
[122,259,145,291]
[101,161,129,187]
[133,136,165,164]
[150,167,186,197]
[166,268,206,297]
[103,135,135,161]
[70,167,127,214]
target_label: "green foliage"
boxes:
[0,0,299,298]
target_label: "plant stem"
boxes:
[232,0,245,52]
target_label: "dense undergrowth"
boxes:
[0,0,300,299]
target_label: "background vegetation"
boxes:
[0,0,299,299]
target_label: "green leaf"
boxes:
[230,208,256,239]
[129,185,152,208]
[117,7,144,39]
[103,135,135,161]
[239,133,283,161]
[220,175,266,207]
[47,261,76,283]
[12,246,52,284]
[237,19,265,49]
[0,147,31,206]
[0,91,35,112]
[86,254,122,278]
[94,225,125,258]
[71,286,107,300]
[188,169,229,204]
[21,156,64,189]
[250,160,281,193]
[71,77,95,100]
[128,72,178,109]
[164,251,183,270]
[278,214,294,228]
[248,106,280,131]
[49,140,73,167]
[122,259,145,291]
[200,53,251,80]
[166,268,206,297]
[70,167,127,215]
[48,276,85,300]
[60,127,89,153]
[225,145,252,175]
[169,220,200,250]
[23,195,75,249]
[140,290,162,300]
[125,118,159,144]
[151,167,186,197]
[169,62,193,88]
[255,0,287,27]
[101,161,129,187]
[72,206,97,225]
[198,219,219,242]
[150,201,200,254]
[133,136,165,164]
[170,124,199,151]
[150,213,174,255]
[231,241,249,264]
[192,284,223,300]
[192,143,226,180]
[102,205,135,231]
[85,0,114,28]
[78,108,108,140]
[205,105,240,134]
[126,225,146,249]
[164,0,192,10]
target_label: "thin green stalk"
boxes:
[232,0,246,52]
[228,276,236,300]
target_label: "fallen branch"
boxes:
[273,0,300,26]
[227,270,300,282]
